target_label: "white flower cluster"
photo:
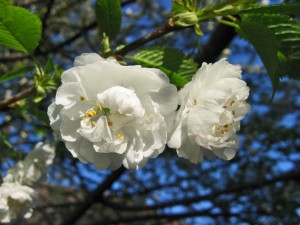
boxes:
[48,53,178,170]
[168,59,250,163]
[48,54,250,170]
[0,142,55,223]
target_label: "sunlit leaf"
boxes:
[238,13,300,89]
[0,6,42,54]
[129,47,198,88]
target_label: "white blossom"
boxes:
[3,142,55,186]
[0,183,35,223]
[168,59,250,163]
[48,53,178,170]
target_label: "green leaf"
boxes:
[173,11,198,27]
[45,58,54,74]
[95,0,122,41]
[0,65,34,83]
[238,13,300,89]
[0,6,42,54]
[128,47,198,88]
[0,0,12,7]
[238,3,300,16]
[238,21,280,87]
[172,0,195,13]
[198,0,257,21]
[33,85,46,103]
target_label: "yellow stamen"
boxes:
[98,104,103,111]
[86,109,97,117]
[116,133,125,141]
[230,100,236,106]
[80,96,86,101]
[91,121,97,127]
[108,121,113,126]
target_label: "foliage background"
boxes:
[0,0,299,224]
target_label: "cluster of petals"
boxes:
[0,142,55,223]
[48,53,178,170]
[0,183,35,223]
[4,142,56,186]
[168,59,250,163]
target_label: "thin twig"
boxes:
[0,87,33,110]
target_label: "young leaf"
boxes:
[0,6,42,54]
[95,0,122,41]
[128,47,198,88]
[45,58,54,74]
[0,65,34,83]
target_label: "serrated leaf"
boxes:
[238,21,280,86]
[238,13,300,89]
[0,65,34,83]
[238,3,300,16]
[95,0,122,41]
[129,47,198,88]
[0,6,42,54]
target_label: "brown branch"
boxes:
[0,87,33,110]
[95,209,238,225]
[115,20,192,58]
[196,23,236,64]
[60,166,126,225]
[41,0,55,39]
[100,170,300,211]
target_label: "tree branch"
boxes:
[196,23,236,64]
[115,20,192,58]
[100,170,300,211]
[60,166,126,225]
[41,0,55,39]
[96,209,238,225]
[0,87,33,110]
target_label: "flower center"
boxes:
[213,123,234,136]
[223,98,237,116]
[81,104,112,127]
